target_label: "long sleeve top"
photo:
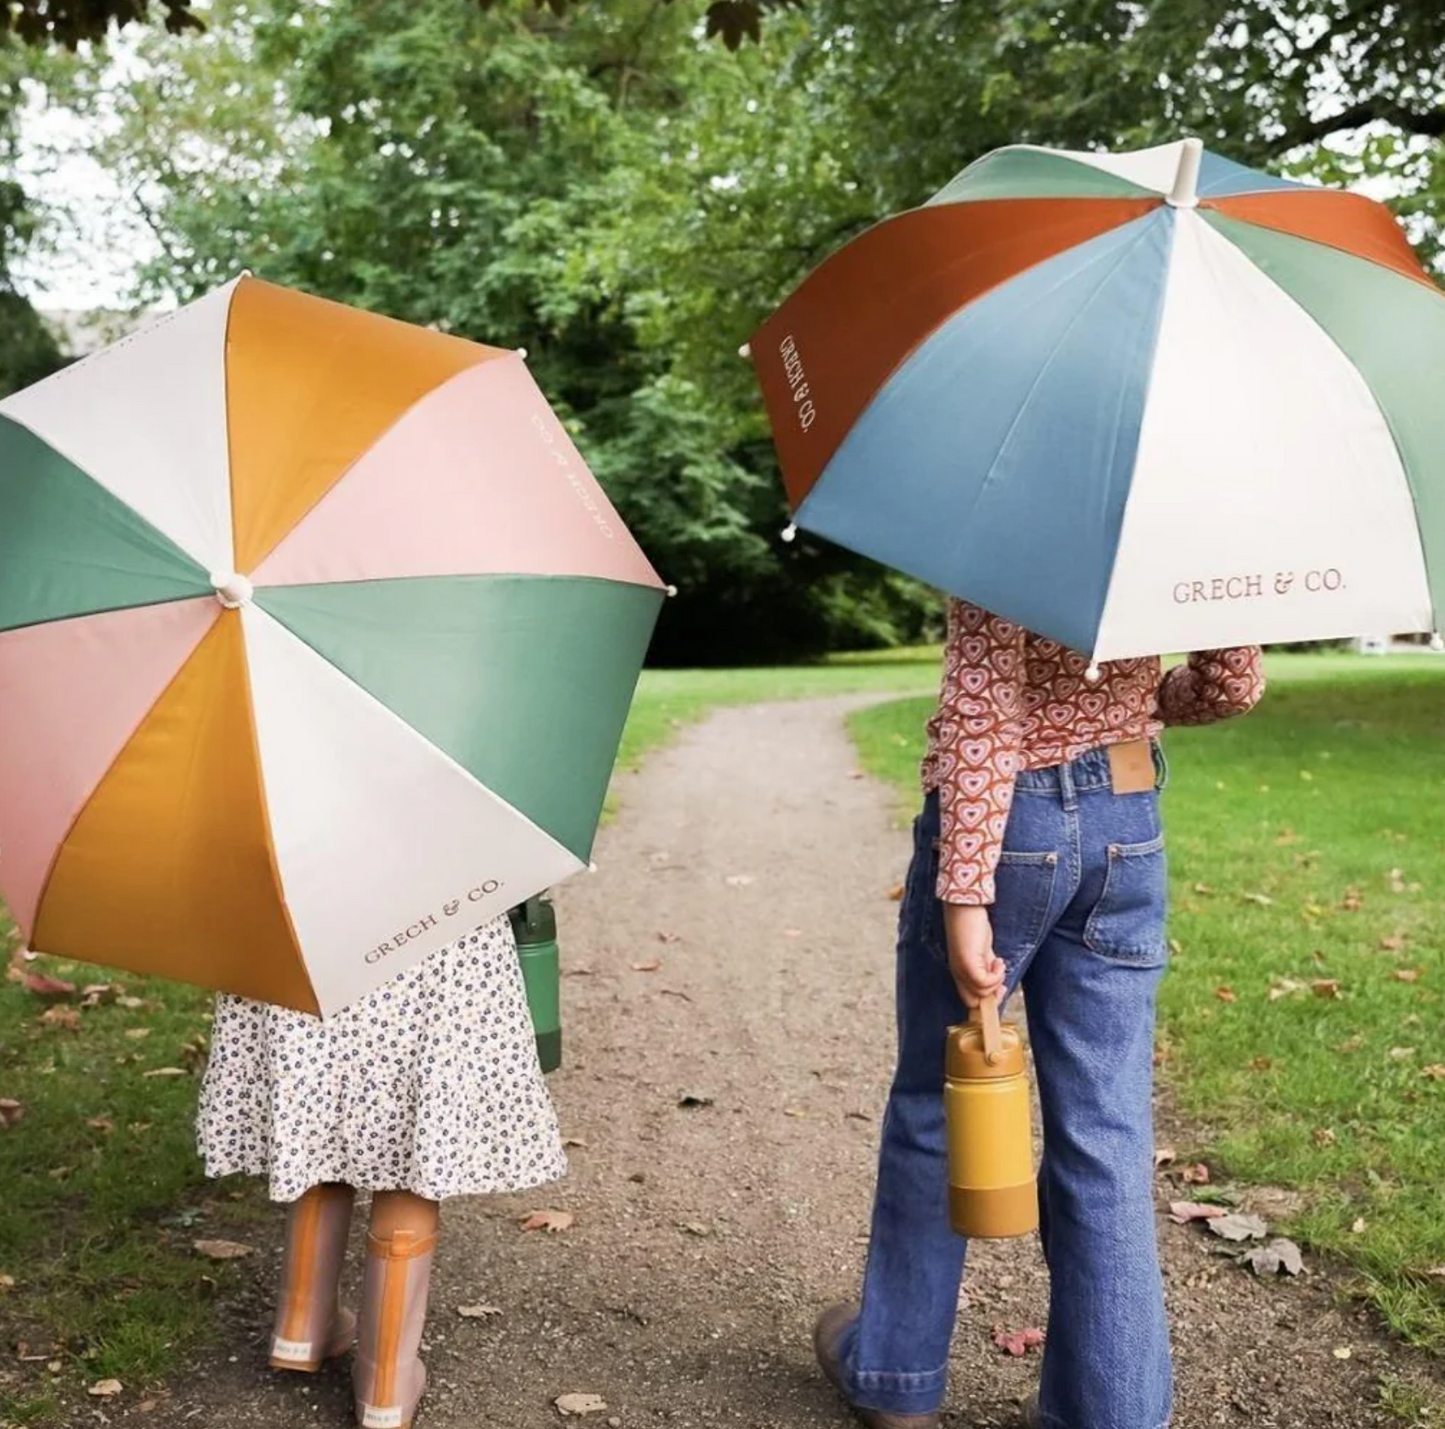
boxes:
[920,600,1266,904]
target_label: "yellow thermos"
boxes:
[945,995,1038,1239]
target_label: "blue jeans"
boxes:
[840,746,1173,1429]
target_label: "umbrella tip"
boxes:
[738,342,752,360]
[1084,662,1103,683]
[781,523,798,543]
[515,346,529,360]
[1166,137,1204,209]
[665,584,679,598]
[1431,632,1444,652]
[587,861,599,874]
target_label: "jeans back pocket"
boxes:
[1084,836,1169,966]
[990,850,1059,963]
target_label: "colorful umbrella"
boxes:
[0,276,665,1016]
[748,138,1445,662]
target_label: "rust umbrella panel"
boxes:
[0,276,665,1016]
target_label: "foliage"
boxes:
[2,0,202,49]
[31,0,1445,656]
[850,653,1445,1351]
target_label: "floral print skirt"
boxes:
[196,914,566,1203]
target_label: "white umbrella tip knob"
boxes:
[738,342,752,360]
[515,346,529,360]
[1084,662,1103,683]
[665,584,679,598]
[1166,137,1204,209]
[781,523,798,543]
[587,861,599,874]
[210,572,254,609]
[1431,632,1444,652]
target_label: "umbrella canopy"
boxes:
[749,138,1445,661]
[0,276,665,1017]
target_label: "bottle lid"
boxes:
[508,894,556,944]
[946,1020,1026,1080]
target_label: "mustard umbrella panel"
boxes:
[0,276,665,1016]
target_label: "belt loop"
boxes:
[1059,758,1078,812]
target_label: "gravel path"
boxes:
[132,697,1440,1428]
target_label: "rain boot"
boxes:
[269,1182,357,1373]
[353,1213,436,1429]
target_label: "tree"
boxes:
[56,0,1445,658]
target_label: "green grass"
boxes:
[0,646,939,1424]
[848,653,1445,1350]
[0,929,267,1424]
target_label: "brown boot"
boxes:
[353,1198,436,1429]
[270,1183,357,1373]
[814,1303,940,1429]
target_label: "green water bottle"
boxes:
[510,896,561,1074]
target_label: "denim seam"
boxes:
[1039,1412,1169,1429]
[847,1364,948,1391]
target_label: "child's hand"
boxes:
[943,903,1005,1008]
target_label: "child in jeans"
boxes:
[815,600,1264,1429]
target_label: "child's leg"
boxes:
[1023,811,1172,1429]
[839,797,967,1418]
[270,1182,356,1372]
[354,1191,439,1429]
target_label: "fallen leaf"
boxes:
[1422,1266,1445,1281]
[1169,1201,1226,1225]
[456,1304,503,1319]
[193,1239,254,1261]
[47,1166,72,1181]
[1333,1346,1353,1360]
[1389,1046,1417,1061]
[1208,1212,1270,1242]
[1393,968,1422,983]
[1243,1238,1304,1277]
[1251,1057,1274,1072]
[562,1136,589,1149]
[85,1116,114,1133]
[1389,868,1407,894]
[142,1067,188,1078]
[1269,977,1307,1001]
[1154,1146,1177,1169]
[88,1380,123,1398]
[78,983,120,1008]
[783,1107,807,1119]
[520,1210,575,1234]
[1351,1218,1367,1234]
[992,1326,1045,1357]
[887,883,905,901]
[1313,1127,1337,1146]
[1379,933,1407,951]
[47,1359,62,1373]
[1311,979,1341,999]
[1341,888,1363,912]
[1420,1064,1445,1081]
[723,874,755,888]
[629,960,662,973]
[677,1092,714,1109]
[656,932,681,944]
[22,971,76,999]
[137,1400,157,1414]
[0,1273,15,1290]
[1180,1163,1210,1186]
[0,1099,23,1129]
[1242,892,1274,907]
[555,1392,608,1416]
[1215,986,1237,1004]
[124,1027,152,1039]
[681,1221,709,1236]
[1193,883,1213,896]
[38,1005,80,1030]
[1337,1036,1364,1053]
[115,995,145,1010]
